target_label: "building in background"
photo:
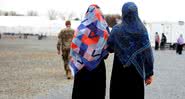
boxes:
[145,21,185,46]
[0,16,81,36]
[0,16,185,47]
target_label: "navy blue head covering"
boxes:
[108,2,154,79]
[122,2,147,33]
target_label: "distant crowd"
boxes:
[155,32,184,54]
[0,32,47,40]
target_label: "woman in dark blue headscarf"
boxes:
[108,2,154,99]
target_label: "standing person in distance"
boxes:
[155,32,160,50]
[176,34,184,54]
[57,20,74,79]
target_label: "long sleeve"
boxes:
[57,31,63,51]
[144,47,154,79]
[107,27,116,53]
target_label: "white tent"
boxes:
[1,16,185,46]
[0,16,81,36]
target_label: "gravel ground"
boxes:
[0,36,185,99]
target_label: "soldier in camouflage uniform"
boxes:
[57,20,74,79]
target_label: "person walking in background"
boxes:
[160,33,167,50]
[107,2,154,99]
[69,4,110,99]
[155,32,160,50]
[176,34,184,54]
[57,20,74,79]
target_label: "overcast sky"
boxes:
[0,0,185,22]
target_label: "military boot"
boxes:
[66,70,72,79]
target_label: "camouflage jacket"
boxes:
[57,28,74,52]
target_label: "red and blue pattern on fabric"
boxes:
[69,4,110,75]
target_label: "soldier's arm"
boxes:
[57,31,63,54]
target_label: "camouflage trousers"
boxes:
[62,48,71,79]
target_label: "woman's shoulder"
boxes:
[111,24,123,34]
[112,24,122,29]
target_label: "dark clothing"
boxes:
[108,2,153,99]
[155,34,160,50]
[176,44,183,54]
[71,5,109,99]
[155,41,159,50]
[107,2,154,79]
[160,35,167,50]
[161,35,167,44]
[110,55,144,99]
[72,60,106,99]
[160,42,165,49]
